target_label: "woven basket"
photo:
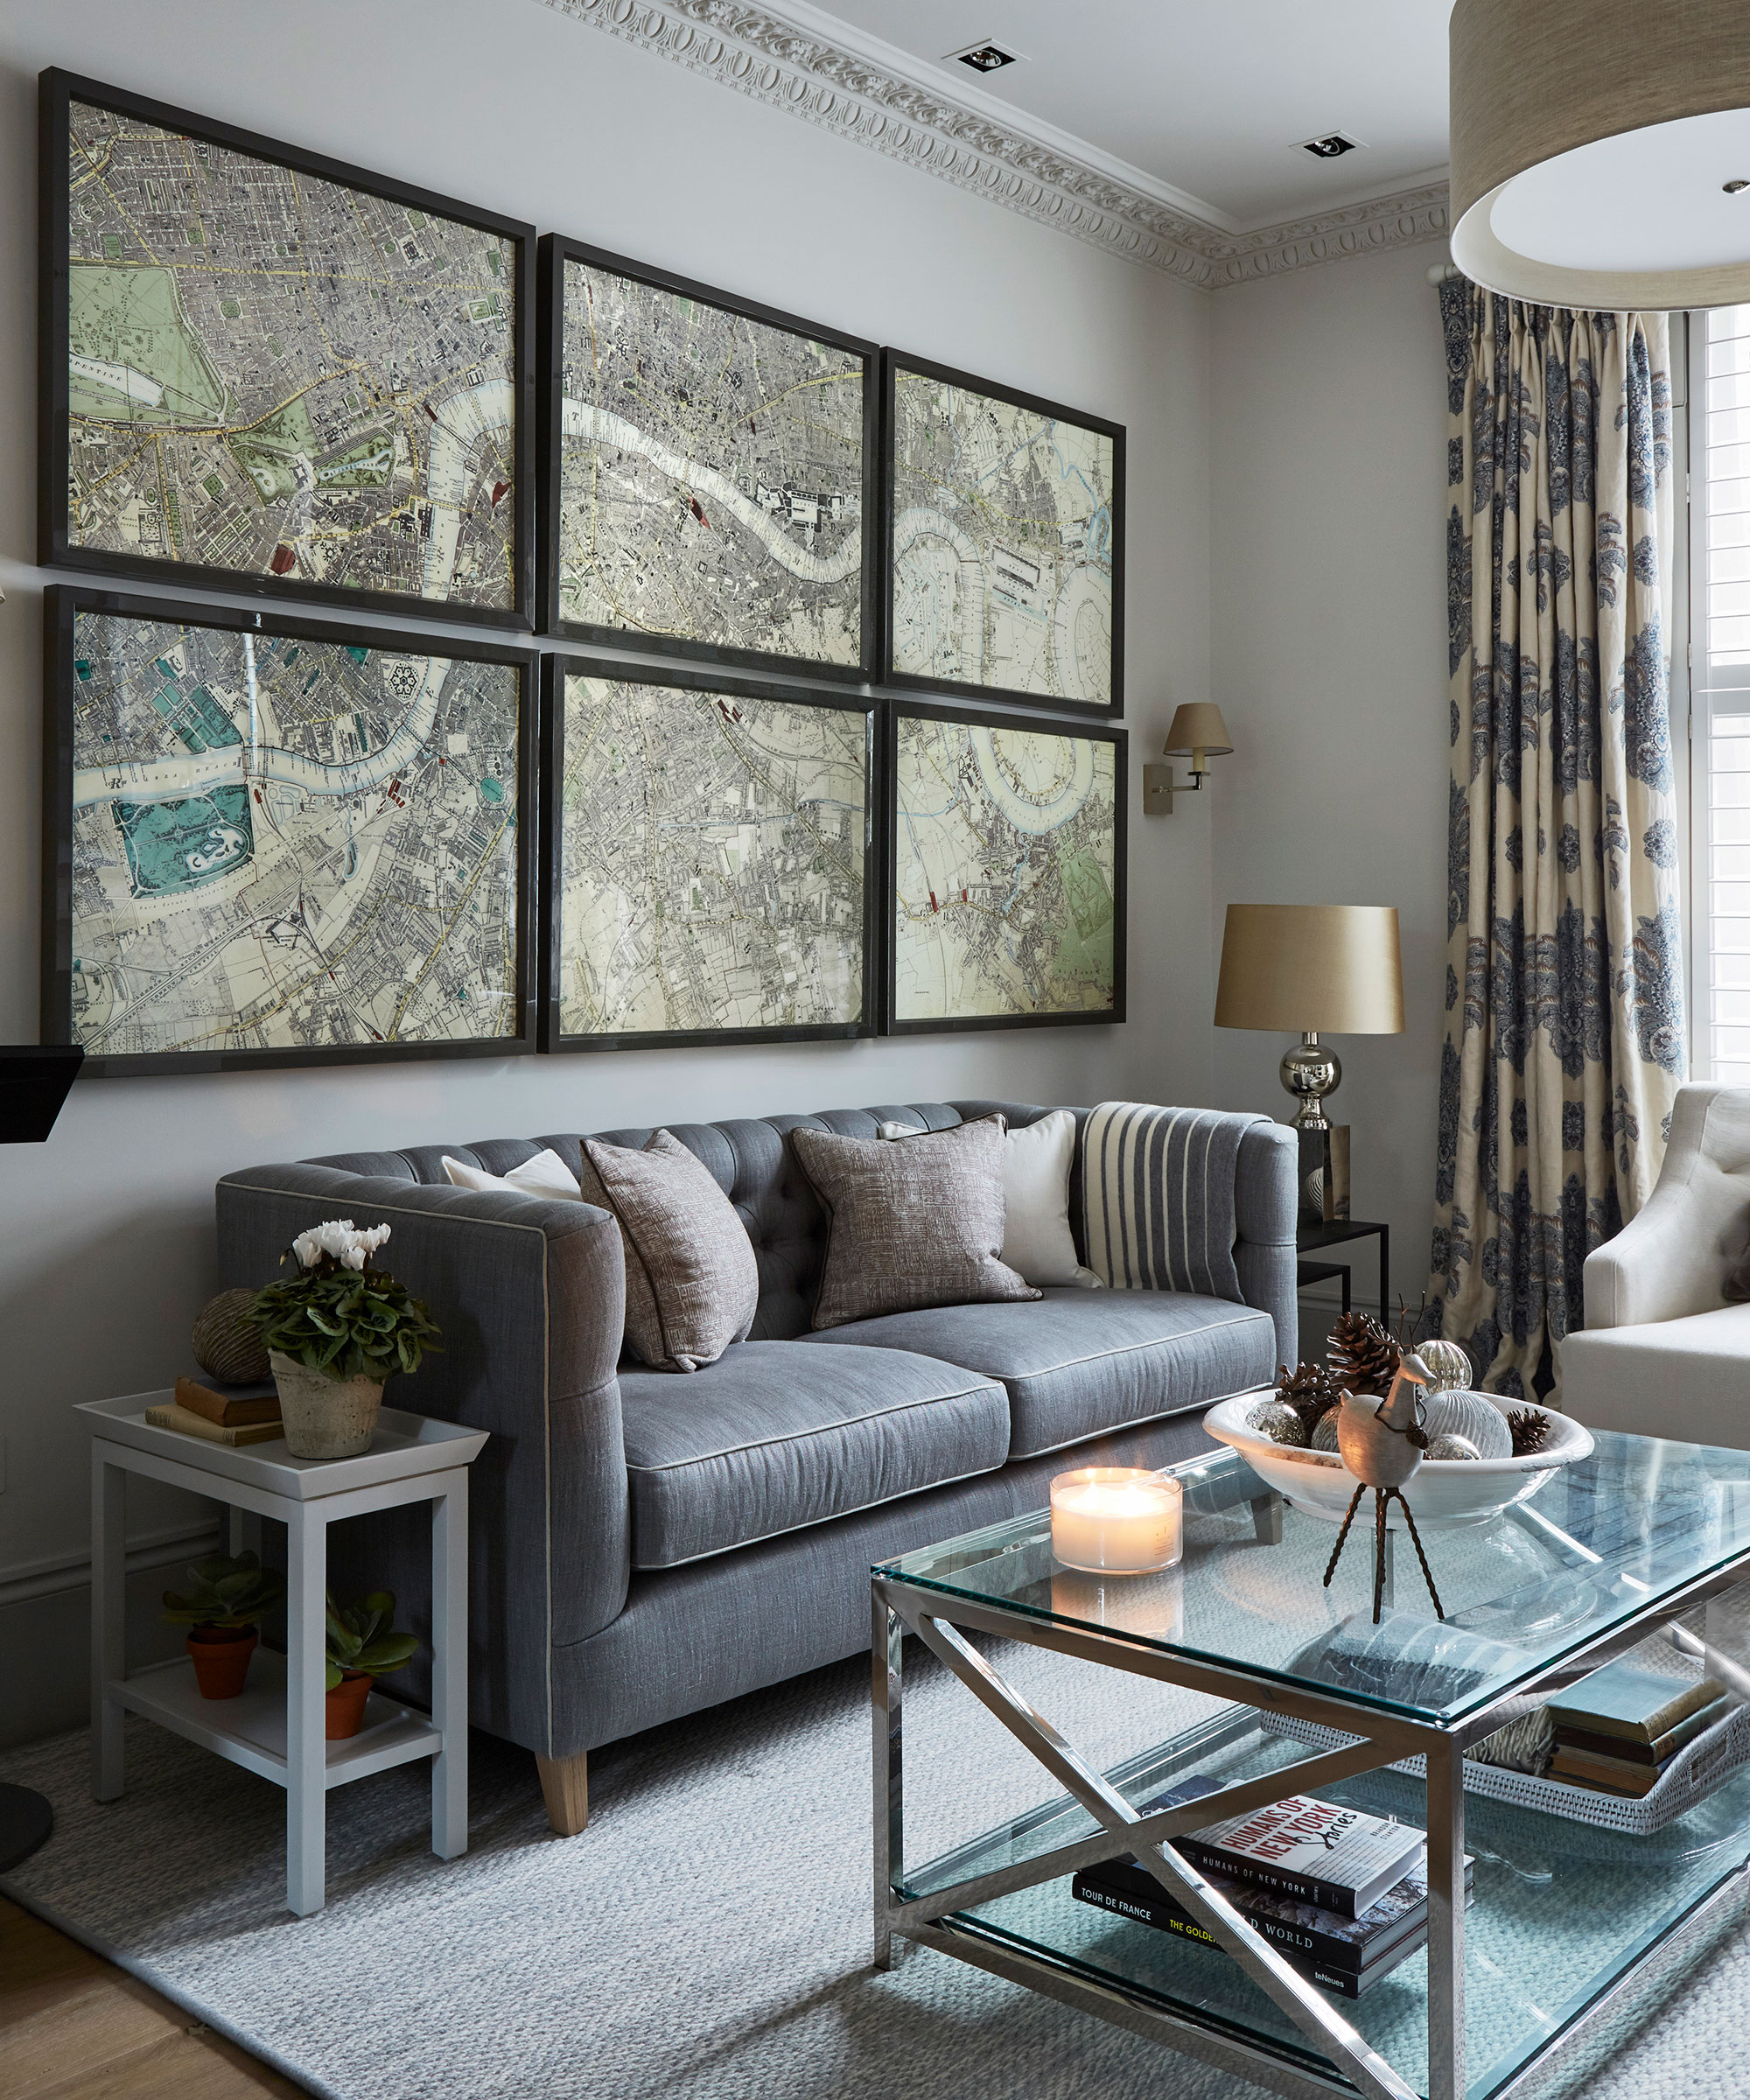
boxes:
[1264,1684,1750,1836]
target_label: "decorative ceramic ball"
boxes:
[1248,1399,1310,1447]
[1301,1169,1326,1221]
[1418,1338,1474,1392]
[1425,1432,1482,1462]
[1311,1409,1342,1452]
[191,1288,270,1386]
[1422,1390,1512,1460]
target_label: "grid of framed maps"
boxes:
[887,704,1126,1032]
[43,588,537,1074]
[883,353,1124,718]
[36,68,1131,1065]
[543,658,873,1050]
[39,71,535,626]
[538,237,877,676]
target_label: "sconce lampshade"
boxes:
[1214,905,1404,1035]
[1164,704,1233,757]
[1451,0,1750,308]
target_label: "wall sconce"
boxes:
[1142,704,1233,816]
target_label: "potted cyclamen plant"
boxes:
[250,1221,442,1460]
[160,1550,285,1700]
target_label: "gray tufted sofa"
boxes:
[215,1099,1297,1831]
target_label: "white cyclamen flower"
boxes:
[360,1224,392,1254]
[340,1245,368,1270]
[296,1219,359,1269]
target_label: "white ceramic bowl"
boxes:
[1203,1391,1593,1530]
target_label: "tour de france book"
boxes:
[1073,1853,1475,1989]
[1170,1792,1426,1919]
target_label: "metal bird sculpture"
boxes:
[1322,1351,1446,1622]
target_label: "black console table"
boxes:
[1296,1217,1390,1322]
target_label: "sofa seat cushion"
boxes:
[619,1340,1010,1569]
[798,1288,1276,1459]
[1563,1305,1750,1449]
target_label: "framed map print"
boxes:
[43,587,538,1074]
[38,70,535,627]
[882,352,1124,716]
[886,703,1125,1032]
[538,234,877,676]
[542,656,875,1051]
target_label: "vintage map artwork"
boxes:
[553,256,866,664]
[889,368,1117,706]
[556,671,868,1040]
[893,714,1117,1023]
[63,97,518,609]
[66,610,523,1060]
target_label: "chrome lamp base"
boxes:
[1280,1031,1341,1130]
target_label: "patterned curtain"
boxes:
[1427,282,1684,1398]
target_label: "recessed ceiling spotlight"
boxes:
[944,39,1024,74]
[1295,131,1365,160]
[1726,179,1750,196]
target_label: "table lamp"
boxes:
[1214,904,1404,1130]
[0,1046,84,1874]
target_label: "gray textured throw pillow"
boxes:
[790,1116,1041,1333]
[578,1130,758,1372]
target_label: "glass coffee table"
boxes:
[872,1428,1750,2100]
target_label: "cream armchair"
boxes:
[1561,1085,1750,1446]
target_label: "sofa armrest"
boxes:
[215,1166,628,1758]
[1235,1121,1298,1370]
[1586,1087,1750,1330]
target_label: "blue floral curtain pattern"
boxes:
[1428,282,1684,1398]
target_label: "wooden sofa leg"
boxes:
[536,1751,589,1836]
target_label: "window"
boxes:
[1693,307,1750,1082]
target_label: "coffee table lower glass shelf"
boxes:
[897,1707,1750,2100]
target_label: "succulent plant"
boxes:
[160,1550,285,1631]
[1326,1310,1401,1397]
[325,1590,419,1692]
[1274,1360,1340,1437]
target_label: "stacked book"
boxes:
[144,1376,283,1447]
[1073,1777,1474,2000]
[1544,1660,1730,1798]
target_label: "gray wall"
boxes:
[1209,243,1449,1327]
[0,0,1217,1741]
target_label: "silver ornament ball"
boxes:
[1248,1399,1310,1447]
[1425,1432,1481,1462]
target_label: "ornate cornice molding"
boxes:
[539,0,1451,288]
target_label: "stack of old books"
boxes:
[1544,1660,1730,1798]
[144,1376,283,1447]
[1072,1777,1474,2000]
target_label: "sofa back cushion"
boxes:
[306,1101,1073,1340]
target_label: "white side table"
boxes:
[78,1390,486,1916]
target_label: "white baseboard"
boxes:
[0,1521,220,1610]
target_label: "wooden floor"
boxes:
[0,1895,300,2100]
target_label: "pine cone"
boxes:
[1275,1360,1340,1436]
[1327,1311,1400,1397]
[1507,1406,1551,1457]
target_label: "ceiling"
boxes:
[788,0,1452,230]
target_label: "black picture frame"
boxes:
[43,584,540,1076]
[537,234,878,680]
[38,68,536,630]
[883,696,1127,1035]
[880,349,1125,718]
[541,652,878,1053]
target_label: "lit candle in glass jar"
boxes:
[1049,1467,1183,1574]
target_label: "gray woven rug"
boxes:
[3,1639,1748,2100]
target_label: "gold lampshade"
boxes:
[1214,905,1404,1036]
[1164,704,1233,758]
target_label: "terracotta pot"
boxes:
[187,1625,257,1700]
[326,1670,374,1740]
[270,1351,385,1460]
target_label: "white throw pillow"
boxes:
[441,1148,583,1200]
[1001,1110,1102,1289]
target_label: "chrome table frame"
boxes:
[872,1484,1750,2100]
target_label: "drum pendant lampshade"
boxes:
[1450,0,1750,308]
